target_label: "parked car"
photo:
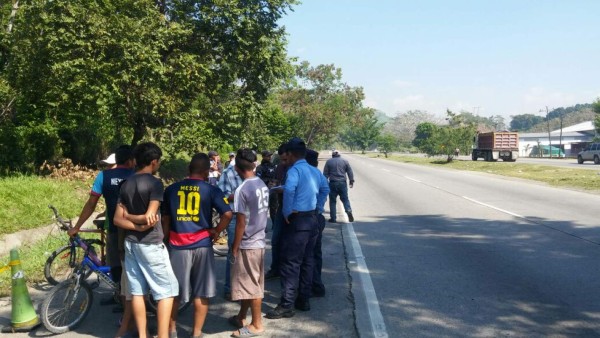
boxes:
[528,145,565,158]
[577,143,600,164]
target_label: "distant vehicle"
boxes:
[472,131,519,162]
[529,145,565,158]
[577,143,600,164]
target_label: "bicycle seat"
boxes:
[93,218,106,230]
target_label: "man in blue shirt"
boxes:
[218,162,243,300]
[266,138,329,319]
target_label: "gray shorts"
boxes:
[170,246,216,302]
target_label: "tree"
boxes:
[384,110,442,147]
[377,133,397,158]
[340,108,382,153]
[510,114,545,131]
[274,62,364,147]
[1,0,297,171]
[414,111,476,162]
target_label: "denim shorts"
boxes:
[124,241,179,301]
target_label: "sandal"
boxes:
[231,326,263,337]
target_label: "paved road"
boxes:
[343,153,600,337]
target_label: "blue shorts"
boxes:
[124,241,179,301]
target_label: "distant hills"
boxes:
[525,103,594,132]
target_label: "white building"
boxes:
[519,121,595,157]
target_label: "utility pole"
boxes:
[546,106,552,158]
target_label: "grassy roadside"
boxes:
[363,153,600,191]
[0,176,91,236]
[0,231,101,296]
[0,175,93,296]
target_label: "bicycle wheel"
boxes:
[212,212,228,256]
[145,293,191,314]
[41,279,93,334]
[45,239,102,285]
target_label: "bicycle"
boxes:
[44,207,106,285]
[41,205,189,334]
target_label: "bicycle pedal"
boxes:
[89,281,100,289]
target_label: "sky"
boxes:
[279,0,600,121]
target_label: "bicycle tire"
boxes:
[45,239,103,285]
[212,212,228,256]
[145,293,191,314]
[41,279,93,334]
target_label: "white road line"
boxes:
[381,168,391,172]
[462,196,526,219]
[341,203,389,338]
[404,176,422,183]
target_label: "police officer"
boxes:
[266,138,329,319]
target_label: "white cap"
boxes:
[332,149,339,155]
[100,153,116,165]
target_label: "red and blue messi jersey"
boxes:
[162,178,231,249]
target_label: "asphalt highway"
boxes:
[345,152,600,337]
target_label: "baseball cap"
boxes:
[286,137,306,151]
[100,153,116,165]
[332,149,339,155]
[261,150,273,157]
[207,150,218,158]
[229,152,235,157]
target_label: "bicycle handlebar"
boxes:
[48,205,72,231]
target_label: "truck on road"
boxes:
[471,131,519,162]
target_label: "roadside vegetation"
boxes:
[366,153,600,191]
[0,230,101,297]
[0,175,90,235]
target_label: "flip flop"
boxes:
[228,315,244,329]
[231,326,263,337]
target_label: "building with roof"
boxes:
[519,121,596,157]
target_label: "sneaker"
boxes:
[169,331,178,338]
[328,219,337,223]
[294,298,310,311]
[265,305,295,319]
[347,212,354,222]
[265,270,280,280]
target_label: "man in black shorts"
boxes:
[162,153,233,338]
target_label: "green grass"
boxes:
[0,231,100,296]
[366,153,600,191]
[0,176,90,236]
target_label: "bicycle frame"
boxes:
[71,235,119,291]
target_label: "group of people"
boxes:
[69,137,355,338]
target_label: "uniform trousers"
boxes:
[278,212,319,308]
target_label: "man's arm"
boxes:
[113,203,151,232]
[68,194,101,237]
[282,167,299,221]
[231,212,246,258]
[323,161,330,179]
[210,210,233,239]
[346,160,355,187]
[317,173,330,214]
[124,200,160,226]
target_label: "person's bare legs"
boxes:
[169,297,180,336]
[232,299,264,336]
[249,298,263,332]
[114,299,134,338]
[131,295,147,338]
[192,298,209,337]
[156,297,174,338]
